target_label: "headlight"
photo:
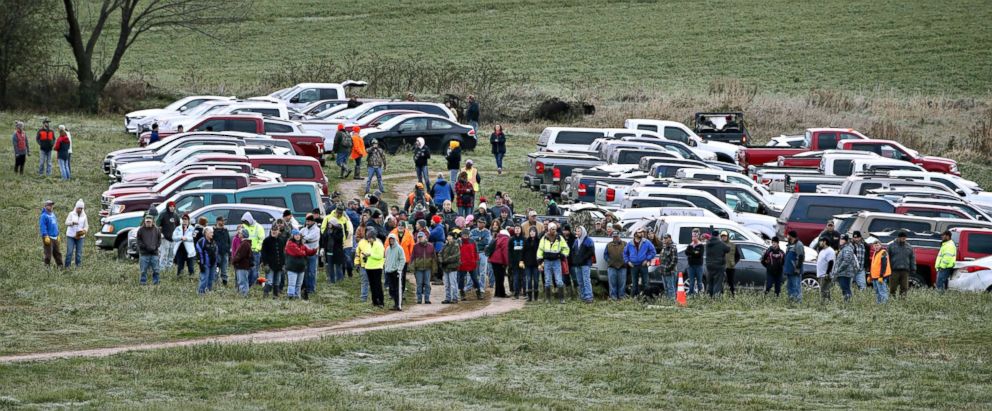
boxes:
[102,223,115,233]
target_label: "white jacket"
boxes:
[64,209,89,238]
[172,224,197,257]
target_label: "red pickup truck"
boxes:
[140,115,325,162]
[836,139,959,175]
[739,128,868,171]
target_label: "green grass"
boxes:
[103,0,992,96]
[1,290,990,409]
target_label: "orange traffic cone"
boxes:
[676,272,687,307]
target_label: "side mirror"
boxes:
[956,189,967,197]
[178,105,188,112]
[289,96,300,104]
[688,139,698,147]
[717,210,729,219]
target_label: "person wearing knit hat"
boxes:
[350,123,366,180]
[332,122,353,178]
[446,139,462,183]
[157,200,180,269]
[64,199,89,268]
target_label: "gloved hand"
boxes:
[518,261,524,269]
[43,236,51,246]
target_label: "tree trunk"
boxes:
[77,75,102,113]
[0,74,8,110]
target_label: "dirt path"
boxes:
[0,172,526,364]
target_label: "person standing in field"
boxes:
[522,226,542,301]
[173,214,197,280]
[195,227,219,294]
[570,226,595,303]
[868,237,890,304]
[12,121,29,174]
[333,123,353,178]
[851,231,868,290]
[458,229,482,301]
[261,224,286,297]
[411,231,436,304]
[461,159,480,194]
[537,223,570,303]
[705,232,730,298]
[784,230,806,303]
[284,228,317,299]
[723,231,741,296]
[833,234,857,302]
[489,228,511,298]
[300,214,321,299]
[465,95,480,133]
[157,202,180,270]
[350,126,366,180]
[136,214,162,285]
[887,231,916,298]
[658,233,678,300]
[446,140,462,183]
[321,218,345,285]
[213,217,231,287]
[53,127,71,180]
[365,139,387,194]
[761,238,785,296]
[63,199,88,268]
[935,230,957,292]
[439,230,461,304]
[413,137,431,187]
[39,200,63,268]
[815,237,835,301]
[624,229,656,297]
[384,233,407,311]
[36,118,54,176]
[363,229,387,308]
[684,229,705,296]
[489,124,506,175]
[605,230,627,300]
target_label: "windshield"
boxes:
[199,104,229,116]
[727,190,761,213]
[164,97,194,111]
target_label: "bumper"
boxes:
[95,232,117,249]
[522,175,542,190]
[540,183,562,194]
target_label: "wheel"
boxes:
[801,275,820,290]
[909,272,928,289]
[383,139,400,155]
[116,241,128,260]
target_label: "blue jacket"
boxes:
[429,224,446,253]
[431,178,454,206]
[470,228,491,252]
[39,208,59,238]
[346,209,360,229]
[196,237,218,268]
[623,239,656,265]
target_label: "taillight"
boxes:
[752,174,759,182]
[535,161,545,174]
[606,188,615,202]
[577,183,587,196]
[552,167,561,181]
[793,183,800,193]
[760,178,771,186]
[964,266,989,273]
[468,129,476,137]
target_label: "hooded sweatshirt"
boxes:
[570,226,595,267]
[431,178,454,206]
[384,235,407,273]
[64,200,89,238]
[242,212,265,252]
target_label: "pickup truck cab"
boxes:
[523,151,605,196]
[951,228,992,262]
[831,176,955,196]
[675,168,790,212]
[888,170,992,212]
[105,132,276,174]
[624,119,740,163]
[838,139,959,175]
[816,151,882,176]
[96,182,324,258]
[141,114,325,162]
[260,81,367,110]
[850,158,926,175]
[617,136,720,163]
[114,162,253,186]
[124,95,233,133]
[694,112,749,145]
[562,165,646,204]
[777,194,895,244]
[895,204,973,219]
[608,148,674,165]
[668,181,779,218]
[103,171,279,216]
[738,128,869,170]
[159,102,291,133]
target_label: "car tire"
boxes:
[801,275,820,289]
[383,139,400,155]
[116,241,128,260]
[909,272,928,289]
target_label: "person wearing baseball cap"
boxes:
[887,231,916,298]
[411,230,436,304]
[833,233,857,302]
[36,118,55,176]
[850,231,868,290]
[157,200,180,270]
[605,229,626,301]
[333,122,353,178]
[658,233,679,300]
[349,123,366,180]
[429,214,446,254]
[365,136,387,195]
[136,212,162,284]
[784,230,806,303]
[39,199,63,267]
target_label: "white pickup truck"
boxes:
[621,187,779,239]
[624,119,741,164]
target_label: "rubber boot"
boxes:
[353,165,361,180]
[557,288,565,304]
[545,287,552,303]
[567,285,575,300]
[527,290,533,302]
[477,289,484,300]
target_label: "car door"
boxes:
[394,117,429,148]
[428,119,460,150]
[735,244,767,287]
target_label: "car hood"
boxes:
[126,108,165,118]
[920,155,956,165]
[103,210,146,225]
[104,187,154,198]
[690,148,718,161]
[116,161,163,174]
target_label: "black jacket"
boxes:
[705,237,731,268]
[490,132,506,154]
[260,236,286,271]
[446,147,462,170]
[466,101,480,122]
[569,236,595,267]
[214,228,231,255]
[522,237,540,267]
[157,210,179,241]
[413,146,431,167]
[321,226,345,265]
[508,235,525,266]
[685,243,705,266]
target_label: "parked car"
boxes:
[112,145,287,182]
[838,139,959,175]
[137,115,325,163]
[523,151,605,196]
[777,194,895,244]
[950,255,992,292]
[888,170,992,212]
[103,132,281,174]
[693,112,749,145]
[623,119,742,163]
[124,95,233,133]
[103,171,280,216]
[258,81,367,110]
[737,128,869,170]
[359,114,477,154]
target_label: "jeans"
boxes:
[64,236,83,267]
[159,239,175,269]
[444,271,460,302]
[387,271,403,308]
[873,279,889,303]
[267,268,286,292]
[176,254,195,277]
[936,268,952,292]
[304,255,318,293]
[819,276,833,301]
[462,270,483,292]
[458,206,473,217]
[449,169,459,184]
[198,264,217,294]
[236,269,250,296]
[725,267,736,296]
[14,154,25,174]
[344,248,355,277]
[416,165,429,186]
[58,158,70,180]
[217,253,230,283]
[38,150,51,175]
[326,262,343,284]
[469,121,479,133]
[765,272,783,296]
[511,266,526,297]
[336,152,349,169]
[837,276,852,301]
[359,267,369,302]
[706,265,725,297]
[608,267,627,300]
[139,255,160,285]
[574,265,592,301]
[525,266,540,293]
[855,270,867,290]
[543,260,564,288]
[287,271,303,297]
[686,264,704,295]
[494,152,505,169]
[663,273,676,299]
[366,167,383,193]
[475,252,490,289]
[629,264,649,296]
[354,157,362,176]
[786,274,802,302]
[250,252,262,286]
[415,269,432,302]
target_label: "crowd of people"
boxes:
[12,118,74,179]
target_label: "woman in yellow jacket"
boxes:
[353,225,372,303]
[362,228,386,307]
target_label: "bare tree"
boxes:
[61,0,251,113]
[0,0,55,109]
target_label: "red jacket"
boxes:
[488,233,510,265]
[458,238,478,271]
[455,179,475,208]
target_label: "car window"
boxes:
[685,195,725,216]
[727,189,760,213]
[398,118,428,132]
[856,183,884,195]
[839,133,861,141]
[430,119,454,130]
[556,131,605,145]
[218,177,240,189]
[297,89,319,103]
[228,119,258,133]
[243,108,280,118]
[264,122,294,133]
[291,193,313,212]
[867,219,931,233]
[833,160,854,176]
[196,209,228,224]
[259,164,288,176]
[636,124,658,132]
[241,197,288,208]
[817,132,839,149]
[740,244,763,261]
[795,200,894,223]
[180,178,214,191]
[210,194,229,204]
[663,127,690,143]
[175,195,205,214]
[251,211,276,225]
[678,227,748,243]
[287,165,316,179]
[319,89,339,100]
[196,119,226,131]
[967,234,992,254]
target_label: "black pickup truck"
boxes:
[522,151,605,197]
[694,112,749,145]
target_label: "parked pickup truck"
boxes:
[95,182,324,258]
[829,176,955,197]
[102,171,281,216]
[837,139,960,175]
[523,152,605,197]
[737,128,869,170]
[776,149,876,169]
[562,166,647,204]
[777,194,895,244]
[694,112,749,145]
[952,228,992,262]
[139,114,326,162]
[103,132,286,175]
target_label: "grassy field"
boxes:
[1,290,990,409]
[110,0,992,96]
